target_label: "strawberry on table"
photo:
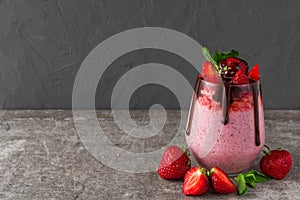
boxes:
[231,69,250,85]
[260,146,293,180]
[157,146,191,180]
[210,166,236,194]
[182,166,210,195]
[248,64,260,81]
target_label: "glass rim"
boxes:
[199,77,261,87]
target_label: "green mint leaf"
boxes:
[202,47,219,72]
[234,174,248,195]
[247,181,257,188]
[244,174,257,188]
[244,170,270,183]
[213,49,239,64]
[234,170,270,195]
[245,174,255,183]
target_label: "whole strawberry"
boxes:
[210,166,236,194]
[157,146,191,180]
[260,146,292,180]
[182,166,210,195]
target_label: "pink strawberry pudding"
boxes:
[185,78,265,174]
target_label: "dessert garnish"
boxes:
[201,61,221,84]
[201,47,260,84]
[231,69,250,84]
[248,64,260,81]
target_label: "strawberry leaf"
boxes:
[213,49,239,64]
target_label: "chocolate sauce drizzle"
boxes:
[252,83,261,146]
[221,84,231,125]
[186,76,261,147]
[186,77,201,136]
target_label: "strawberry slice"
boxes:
[248,64,260,81]
[210,166,236,194]
[231,69,249,84]
[182,166,210,196]
[202,61,216,75]
[201,61,221,84]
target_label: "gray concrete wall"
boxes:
[0,0,299,109]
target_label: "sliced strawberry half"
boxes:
[248,64,260,81]
[201,61,221,84]
[210,166,236,194]
[182,166,210,196]
[231,69,249,85]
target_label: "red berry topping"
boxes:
[260,147,293,180]
[231,69,250,84]
[201,61,221,83]
[248,64,260,81]
[218,57,248,82]
[210,166,236,194]
[182,166,210,196]
[226,57,248,72]
[157,146,191,180]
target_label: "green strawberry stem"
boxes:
[178,146,191,166]
[263,145,271,155]
[179,146,190,156]
[199,166,208,176]
[263,145,283,155]
[202,47,220,74]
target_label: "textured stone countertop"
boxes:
[0,110,299,200]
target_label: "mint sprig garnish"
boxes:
[202,47,219,73]
[213,49,239,64]
[234,170,270,195]
[202,47,240,75]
